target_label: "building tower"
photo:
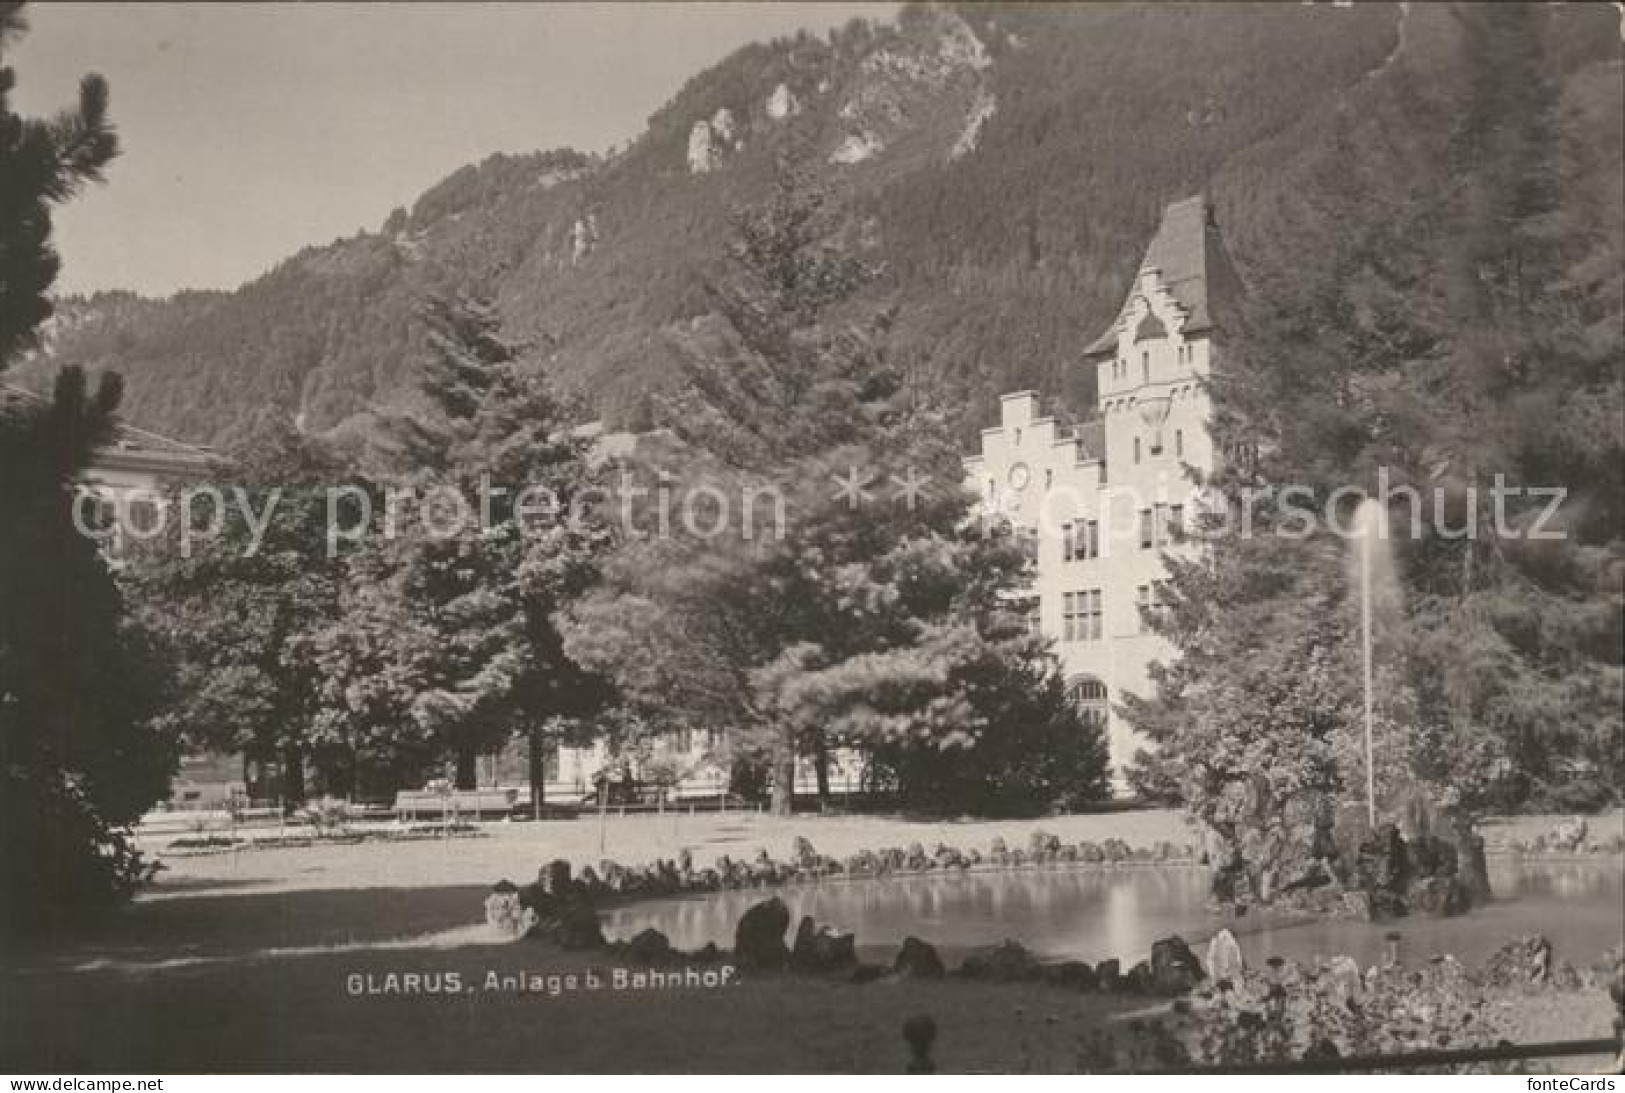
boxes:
[964,195,1243,784]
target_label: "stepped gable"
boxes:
[1083,195,1245,357]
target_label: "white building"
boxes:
[964,195,1242,780]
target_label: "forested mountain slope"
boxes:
[19,2,1622,447]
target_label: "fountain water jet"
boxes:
[1349,497,1401,830]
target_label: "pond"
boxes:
[603,859,1625,969]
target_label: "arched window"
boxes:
[1069,676,1109,731]
[1133,436,1141,464]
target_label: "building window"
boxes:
[1133,437,1141,464]
[1139,504,1183,550]
[1063,589,1103,642]
[1064,518,1099,562]
[1137,580,1171,633]
[1069,676,1109,731]
[1025,604,1042,636]
[1175,428,1184,458]
[1020,525,1039,564]
[1142,351,1150,384]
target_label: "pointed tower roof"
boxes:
[1083,195,1244,356]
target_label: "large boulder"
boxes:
[959,940,1041,982]
[626,927,673,964]
[790,915,857,973]
[1354,824,1411,919]
[893,936,945,979]
[1439,808,1492,904]
[1484,934,1554,988]
[530,892,603,950]
[484,880,537,940]
[1206,928,1245,985]
[1028,830,1061,862]
[1408,833,1457,880]
[1356,824,1409,890]
[1042,960,1099,991]
[1124,960,1156,994]
[790,836,818,871]
[1149,935,1205,995]
[538,858,574,896]
[734,897,791,970]
[1408,875,1470,917]
[1326,955,1365,1003]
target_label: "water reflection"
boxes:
[603,860,1624,968]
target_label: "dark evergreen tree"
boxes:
[568,172,1110,815]
[310,294,612,800]
[0,2,116,364]
[0,4,169,936]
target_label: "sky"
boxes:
[9,2,892,297]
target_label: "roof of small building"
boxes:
[1083,195,1245,356]
[2,382,214,465]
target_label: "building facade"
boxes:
[964,195,1240,780]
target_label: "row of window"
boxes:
[1041,582,1173,642]
[1061,589,1104,642]
[1110,344,1197,384]
[1061,519,1100,561]
[1055,505,1183,562]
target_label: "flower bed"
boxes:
[158,822,487,857]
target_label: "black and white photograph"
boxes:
[1,0,1622,1077]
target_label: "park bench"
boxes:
[392,788,516,822]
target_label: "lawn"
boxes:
[136,807,1202,898]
